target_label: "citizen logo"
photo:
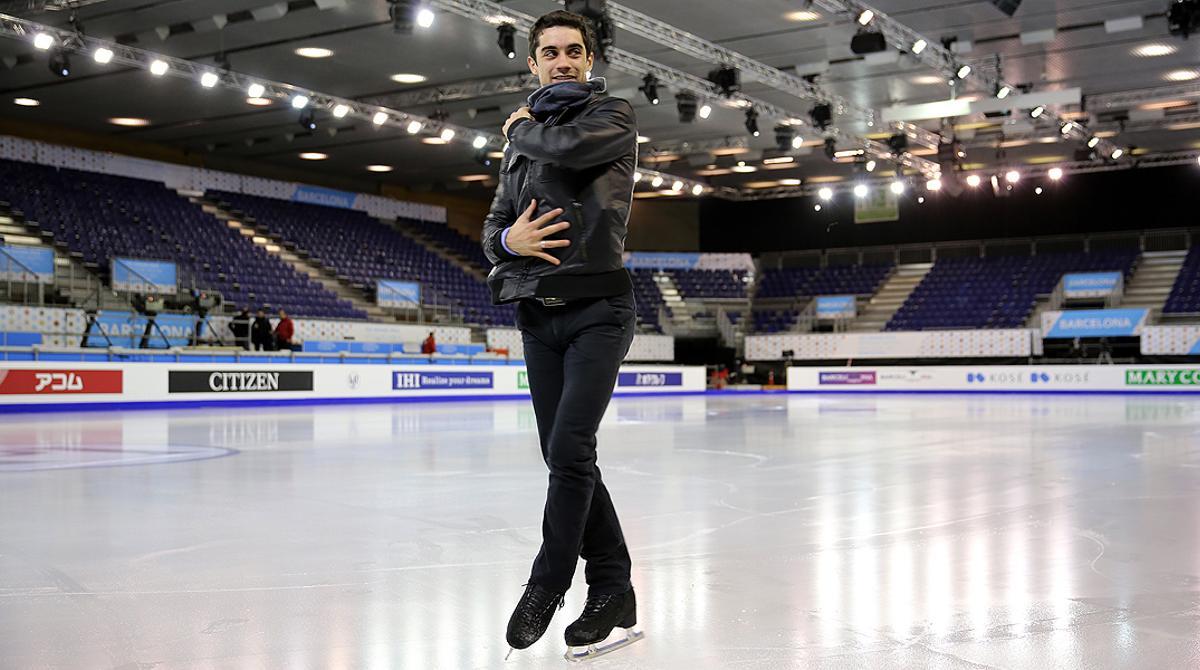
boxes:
[169,370,313,394]
[208,372,279,392]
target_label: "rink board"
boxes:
[788,365,1200,393]
[0,362,706,412]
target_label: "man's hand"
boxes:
[503,106,533,138]
[505,199,570,265]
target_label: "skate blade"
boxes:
[563,627,644,663]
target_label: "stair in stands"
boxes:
[851,263,931,332]
[394,222,489,283]
[1122,249,1186,322]
[189,194,388,320]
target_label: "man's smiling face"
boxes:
[528,25,593,86]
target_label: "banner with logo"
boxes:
[854,188,899,224]
[291,184,358,210]
[0,245,55,284]
[0,369,122,395]
[377,280,421,307]
[393,371,494,390]
[1041,308,1148,338]
[788,365,1200,393]
[1140,325,1200,355]
[1063,272,1121,299]
[745,329,1035,361]
[85,312,199,348]
[111,258,178,295]
[815,295,856,319]
[169,370,314,393]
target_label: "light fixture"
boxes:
[33,32,54,50]
[299,152,328,160]
[390,73,427,84]
[497,23,516,59]
[440,128,455,142]
[333,104,350,118]
[1166,69,1200,81]
[247,83,266,98]
[108,117,150,127]
[1048,167,1063,180]
[763,156,795,165]
[779,178,801,186]
[996,84,1011,99]
[1030,105,1045,118]
[792,135,804,150]
[698,103,712,119]
[367,165,394,172]
[1061,122,1075,135]
[472,135,488,149]
[911,39,927,54]
[298,109,317,131]
[814,204,822,212]
[857,9,874,25]
[633,171,643,182]
[13,97,39,107]
[745,107,759,137]
[818,187,834,201]
[676,92,697,122]
[785,10,820,21]
[1133,43,1177,57]
[926,178,942,191]
[966,174,982,187]
[416,7,435,28]
[865,159,877,172]
[651,175,664,188]
[295,47,334,58]
[672,180,684,191]
[637,135,651,144]
[291,95,310,109]
[149,60,169,76]
[731,161,757,173]
[1111,148,1124,159]
[890,180,905,195]
[1087,136,1100,148]
[246,97,272,106]
[200,71,219,88]
[1005,170,1020,183]
[1035,186,1043,195]
[407,120,423,134]
[853,184,869,198]
[917,196,925,204]
[691,184,704,196]
[48,50,69,77]
[956,64,972,79]
[373,111,389,125]
[91,47,114,64]
[640,74,660,105]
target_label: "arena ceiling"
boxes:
[1,0,1198,200]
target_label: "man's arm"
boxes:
[506,97,636,171]
[481,162,523,266]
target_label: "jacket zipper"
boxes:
[572,200,586,262]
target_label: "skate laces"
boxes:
[578,594,620,621]
[517,583,564,625]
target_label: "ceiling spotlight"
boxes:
[779,178,801,186]
[996,84,1011,99]
[774,124,796,151]
[295,47,334,59]
[911,39,927,54]
[1035,187,1043,195]
[1030,105,1045,118]
[247,83,265,98]
[373,111,389,125]
[13,97,39,107]
[497,23,516,59]
[1087,136,1100,148]
[1111,148,1124,159]
[731,161,757,173]
[706,66,741,97]
[416,7,435,28]
[917,196,925,203]
[367,165,394,173]
[1005,170,1020,183]
[298,109,317,131]
[93,47,114,64]
[854,184,869,198]
[672,180,684,191]
[1061,122,1075,135]
[200,71,219,88]
[810,103,832,130]
[472,135,488,149]
[33,32,54,50]
[857,9,874,25]
[291,95,310,109]
[691,184,704,196]
[108,117,150,127]
[865,159,877,172]
[390,73,427,84]
[440,127,455,142]
[676,92,698,123]
[890,180,905,195]
[814,204,822,212]
[792,135,804,150]
[966,174,982,187]
[333,104,350,118]
[640,74,660,105]
[633,171,643,182]
[1048,167,1063,180]
[956,64,972,79]
[246,97,272,106]
[926,178,942,191]
[818,187,834,201]
[407,120,423,134]
[299,152,327,161]
[1133,43,1176,57]
[149,60,169,76]
[47,50,70,77]
[473,148,493,167]
[651,175,664,188]
[698,103,712,119]
[745,107,760,137]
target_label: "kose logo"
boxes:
[0,369,123,395]
[617,372,683,387]
[168,370,314,393]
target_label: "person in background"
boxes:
[274,309,296,352]
[251,308,273,351]
[421,331,437,355]
[229,308,251,350]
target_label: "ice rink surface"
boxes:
[2,393,1200,669]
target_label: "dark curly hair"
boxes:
[528,10,596,61]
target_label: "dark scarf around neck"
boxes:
[526,77,607,122]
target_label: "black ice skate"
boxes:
[505,583,564,658]
[562,588,644,662]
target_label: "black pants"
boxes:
[517,291,637,596]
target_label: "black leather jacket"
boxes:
[482,94,637,304]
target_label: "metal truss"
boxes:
[0,0,113,13]
[431,0,940,177]
[360,72,538,109]
[641,136,749,157]
[1086,83,1200,112]
[0,11,722,199]
[812,0,1126,162]
[600,1,942,151]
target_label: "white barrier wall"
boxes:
[0,362,705,409]
[486,328,674,361]
[0,305,88,347]
[788,364,1200,393]
[746,329,1035,361]
[1142,325,1200,355]
[209,315,471,345]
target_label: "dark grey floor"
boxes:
[2,394,1199,669]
